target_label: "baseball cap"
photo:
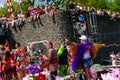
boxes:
[79,35,87,40]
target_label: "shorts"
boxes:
[83,58,92,68]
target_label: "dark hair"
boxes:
[16,42,20,47]
[49,41,53,47]
[23,46,27,52]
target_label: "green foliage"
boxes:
[0,0,30,15]
[114,0,120,12]
[12,0,30,13]
[12,1,20,13]
[87,0,98,8]
[0,4,8,16]
[97,0,108,9]
[106,1,115,10]
[21,0,30,12]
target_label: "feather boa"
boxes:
[26,64,42,74]
[91,43,101,59]
[72,43,93,71]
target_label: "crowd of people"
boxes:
[0,2,57,33]
[0,35,105,80]
[0,2,59,80]
[1,1,119,37]
[0,1,120,80]
[67,2,120,18]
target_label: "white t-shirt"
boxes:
[83,50,91,59]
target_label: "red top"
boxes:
[2,58,11,71]
[10,53,14,61]
[36,7,43,13]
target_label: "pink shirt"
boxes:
[30,12,36,16]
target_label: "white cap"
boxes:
[79,35,87,40]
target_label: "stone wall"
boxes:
[9,11,75,47]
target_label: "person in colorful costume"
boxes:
[14,43,27,80]
[57,44,68,76]
[72,35,103,80]
[2,51,12,80]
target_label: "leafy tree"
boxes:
[0,4,8,15]
[106,1,115,10]
[97,0,108,9]
[21,0,30,12]
[87,0,99,8]
[12,0,30,13]
[0,0,30,15]
[12,1,20,13]
[113,0,120,12]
